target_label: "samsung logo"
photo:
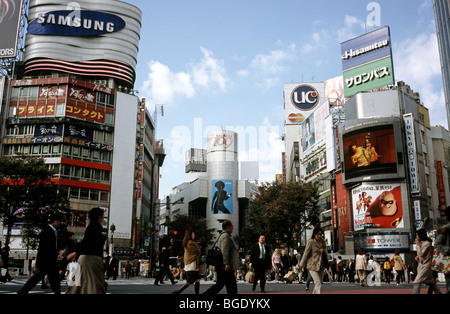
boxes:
[28,10,126,36]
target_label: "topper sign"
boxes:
[28,10,126,36]
[290,84,320,111]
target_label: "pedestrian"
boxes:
[391,250,405,285]
[105,254,119,280]
[125,261,132,279]
[355,247,367,287]
[299,226,328,294]
[412,229,442,294]
[17,214,63,295]
[336,256,344,282]
[203,220,240,294]
[347,258,355,283]
[172,227,201,294]
[249,235,271,293]
[154,246,177,285]
[304,270,312,291]
[65,207,107,294]
[330,258,337,282]
[383,257,392,284]
[59,231,75,280]
[280,249,290,279]
[174,255,184,281]
[271,249,283,281]
[434,206,450,294]
[0,246,12,282]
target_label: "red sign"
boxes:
[436,161,447,212]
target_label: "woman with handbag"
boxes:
[172,227,201,294]
[391,250,405,285]
[355,248,367,286]
[299,227,328,294]
[412,229,442,294]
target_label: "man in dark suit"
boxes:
[249,235,271,293]
[17,214,62,294]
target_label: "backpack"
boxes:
[384,261,391,269]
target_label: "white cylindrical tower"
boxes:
[206,130,239,237]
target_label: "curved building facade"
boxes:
[23,0,141,87]
[206,130,239,236]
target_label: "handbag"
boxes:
[206,232,224,269]
[431,248,450,275]
[66,261,81,287]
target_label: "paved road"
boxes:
[0,275,446,295]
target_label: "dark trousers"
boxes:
[252,260,267,291]
[17,267,61,294]
[155,266,175,284]
[203,269,237,294]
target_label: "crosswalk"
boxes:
[0,276,156,294]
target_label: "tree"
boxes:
[163,214,216,256]
[0,155,70,252]
[239,181,320,252]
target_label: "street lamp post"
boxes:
[109,223,116,256]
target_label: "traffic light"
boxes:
[173,230,178,236]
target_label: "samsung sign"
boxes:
[28,10,126,36]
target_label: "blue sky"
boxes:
[125,0,446,198]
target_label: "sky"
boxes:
[125,0,447,198]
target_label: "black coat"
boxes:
[36,225,59,270]
[250,243,271,270]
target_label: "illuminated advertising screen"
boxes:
[343,124,397,180]
[0,0,23,59]
[351,183,404,231]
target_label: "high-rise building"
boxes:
[433,0,450,130]
[0,1,164,264]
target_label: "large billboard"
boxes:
[0,0,23,59]
[341,117,405,185]
[343,124,397,178]
[211,179,233,215]
[284,83,325,125]
[302,100,329,152]
[24,0,142,86]
[341,26,394,98]
[351,183,404,231]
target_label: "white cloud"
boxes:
[190,47,229,91]
[238,42,297,89]
[337,15,366,43]
[393,33,446,126]
[140,47,229,105]
[140,61,194,104]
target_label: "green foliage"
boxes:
[0,155,70,249]
[162,214,216,256]
[239,181,320,251]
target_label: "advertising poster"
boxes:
[352,183,403,231]
[211,179,233,215]
[302,114,315,151]
[0,0,23,59]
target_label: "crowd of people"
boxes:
[1,207,449,295]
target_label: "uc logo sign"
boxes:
[290,84,320,111]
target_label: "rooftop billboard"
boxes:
[284,82,325,125]
[0,0,23,59]
[340,26,395,98]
